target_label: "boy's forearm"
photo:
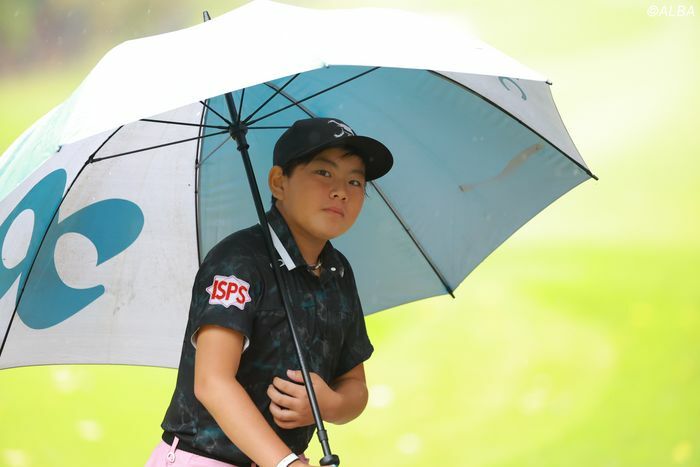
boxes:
[328,377,369,425]
[197,378,296,467]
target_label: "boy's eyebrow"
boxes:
[313,155,366,177]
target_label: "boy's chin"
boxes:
[317,227,346,241]
[313,221,350,240]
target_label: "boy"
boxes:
[147,118,393,467]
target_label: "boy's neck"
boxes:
[275,202,326,267]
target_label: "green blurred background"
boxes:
[0,1,698,466]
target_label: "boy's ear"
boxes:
[268,165,286,201]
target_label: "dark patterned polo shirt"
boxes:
[160,203,374,465]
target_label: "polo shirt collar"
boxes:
[265,204,345,279]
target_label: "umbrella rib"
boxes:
[247,126,292,130]
[236,88,245,125]
[428,71,599,181]
[0,125,124,360]
[193,99,208,265]
[242,73,300,124]
[199,100,232,126]
[195,133,230,169]
[261,82,315,119]
[245,66,381,126]
[141,118,228,130]
[370,181,456,298]
[90,130,229,163]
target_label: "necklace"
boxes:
[306,258,322,271]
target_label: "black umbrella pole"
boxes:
[223,92,340,467]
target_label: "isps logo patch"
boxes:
[205,274,252,310]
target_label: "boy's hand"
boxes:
[267,369,340,429]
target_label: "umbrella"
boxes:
[0,0,597,464]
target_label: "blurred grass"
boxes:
[2,243,698,466]
[1,1,699,467]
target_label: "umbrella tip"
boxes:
[203,10,211,22]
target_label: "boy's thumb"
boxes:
[287,369,299,378]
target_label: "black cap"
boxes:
[273,118,393,181]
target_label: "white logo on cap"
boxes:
[328,120,355,138]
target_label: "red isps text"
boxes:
[211,279,248,304]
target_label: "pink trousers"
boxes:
[145,436,310,467]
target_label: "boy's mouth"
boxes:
[323,207,344,217]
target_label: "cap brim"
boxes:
[298,135,393,181]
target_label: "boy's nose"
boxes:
[330,182,348,200]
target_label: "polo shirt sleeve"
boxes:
[187,244,262,355]
[334,259,375,380]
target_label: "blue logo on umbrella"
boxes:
[0,169,144,329]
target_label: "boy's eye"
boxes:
[315,169,331,177]
[350,180,365,188]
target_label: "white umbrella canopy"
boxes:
[0,0,596,370]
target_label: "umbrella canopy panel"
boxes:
[0,103,204,369]
[197,65,591,316]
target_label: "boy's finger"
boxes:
[269,401,295,422]
[267,384,299,410]
[287,370,321,388]
[273,376,305,397]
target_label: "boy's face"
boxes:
[271,146,367,242]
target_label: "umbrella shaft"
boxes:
[222,91,339,465]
